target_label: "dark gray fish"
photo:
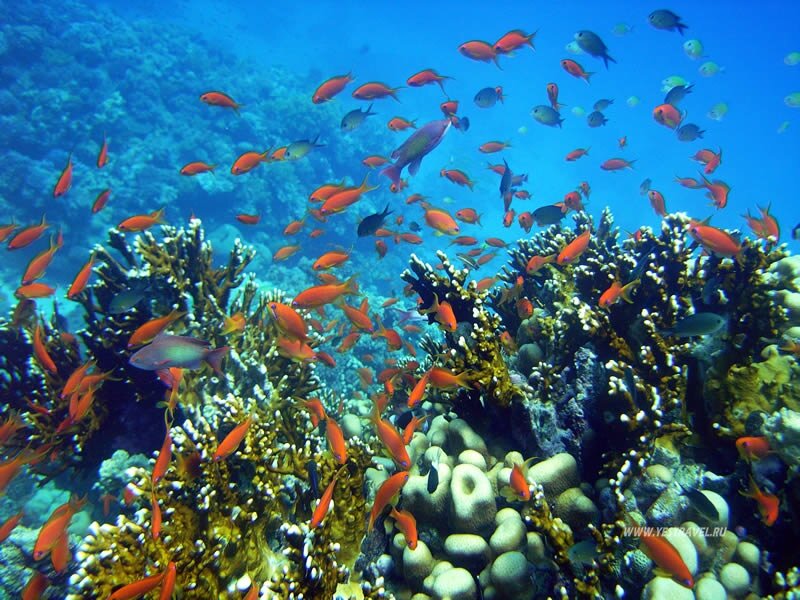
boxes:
[453,116,470,132]
[284,135,325,160]
[624,366,639,407]
[568,540,599,566]
[575,30,616,68]
[649,9,689,35]
[474,86,503,108]
[532,204,565,226]
[676,123,705,141]
[531,105,564,127]
[499,158,513,199]
[661,312,726,337]
[306,460,319,498]
[341,103,377,131]
[664,84,693,106]
[409,221,421,232]
[702,276,721,305]
[593,98,614,111]
[639,178,652,196]
[357,204,392,237]
[586,110,608,127]
[129,333,228,372]
[681,486,720,521]
[109,285,148,314]
[792,223,800,240]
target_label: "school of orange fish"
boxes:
[0,7,789,597]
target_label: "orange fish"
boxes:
[740,476,779,526]
[455,208,482,224]
[600,158,636,171]
[158,562,177,600]
[268,302,308,341]
[565,148,589,161]
[639,530,694,588]
[390,507,418,549]
[283,218,305,235]
[557,230,591,265]
[648,190,667,217]
[22,571,49,600]
[440,168,475,190]
[407,68,451,92]
[95,132,109,169]
[399,233,423,244]
[310,471,341,528]
[231,150,270,175]
[526,254,555,275]
[388,116,417,131]
[236,213,260,225]
[340,299,374,332]
[687,222,741,257]
[180,161,215,176]
[509,463,531,501]
[618,136,627,149]
[309,180,346,203]
[92,188,112,213]
[320,174,378,215]
[273,244,301,262]
[303,398,328,427]
[292,276,358,309]
[67,255,94,299]
[106,571,166,600]
[653,103,683,129]
[53,153,73,198]
[494,29,537,54]
[337,332,361,353]
[7,215,49,250]
[374,322,403,351]
[402,414,427,445]
[313,249,350,271]
[313,72,354,104]
[21,232,63,285]
[0,221,17,243]
[277,337,316,362]
[128,309,185,348]
[369,471,410,530]
[428,367,471,390]
[419,292,457,332]
[598,280,639,309]
[700,174,730,209]
[0,510,23,542]
[33,324,57,374]
[33,495,86,561]
[424,207,461,235]
[213,416,252,462]
[479,140,510,153]
[352,81,402,101]
[118,208,166,232]
[270,146,288,161]
[736,436,770,461]
[362,155,390,169]
[325,417,347,464]
[561,59,593,83]
[200,91,243,113]
[371,405,411,469]
[675,176,703,189]
[150,491,162,539]
[152,430,172,485]
[458,40,500,68]
[15,282,56,299]
[222,312,246,336]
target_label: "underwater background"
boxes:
[1,0,799,598]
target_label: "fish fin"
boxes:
[380,163,401,184]
[408,157,423,176]
[205,346,229,375]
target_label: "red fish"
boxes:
[293,276,358,309]
[200,91,243,113]
[736,436,770,461]
[740,477,780,526]
[557,230,591,265]
[97,133,109,168]
[653,103,683,129]
[388,116,417,131]
[639,530,694,588]
[92,188,112,213]
[494,29,537,54]
[0,510,23,542]
[600,158,636,171]
[273,244,301,262]
[407,68,452,93]
[565,147,589,161]
[106,571,166,600]
[509,463,531,501]
[440,168,475,189]
[455,208,482,224]
[479,140,510,153]
[159,562,177,600]
[370,405,411,468]
[375,239,388,258]
[213,416,252,462]
[325,417,347,464]
[313,72,354,104]
[700,175,730,209]
[33,324,57,373]
[363,155,390,168]
[180,161,215,176]
[648,190,667,217]
[21,232,63,284]
[236,213,261,225]
[526,254,555,275]
[368,471,409,530]
[67,255,94,299]
[118,208,166,232]
[687,222,741,257]
[231,151,270,175]
[8,215,49,250]
[33,495,86,562]
[458,40,500,68]
[53,153,73,198]
[128,309,185,348]
[390,507,418,549]
[310,471,340,528]
[352,81,402,101]
[313,249,350,271]
[561,59,593,83]
[428,367,471,390]
[598,280,639,309]
[152,429,173,484]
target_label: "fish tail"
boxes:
[205,346,229,375]
[584,72,594,84]
[620,280,640,303]
[380,164,401,186]
[343,275,359,297]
